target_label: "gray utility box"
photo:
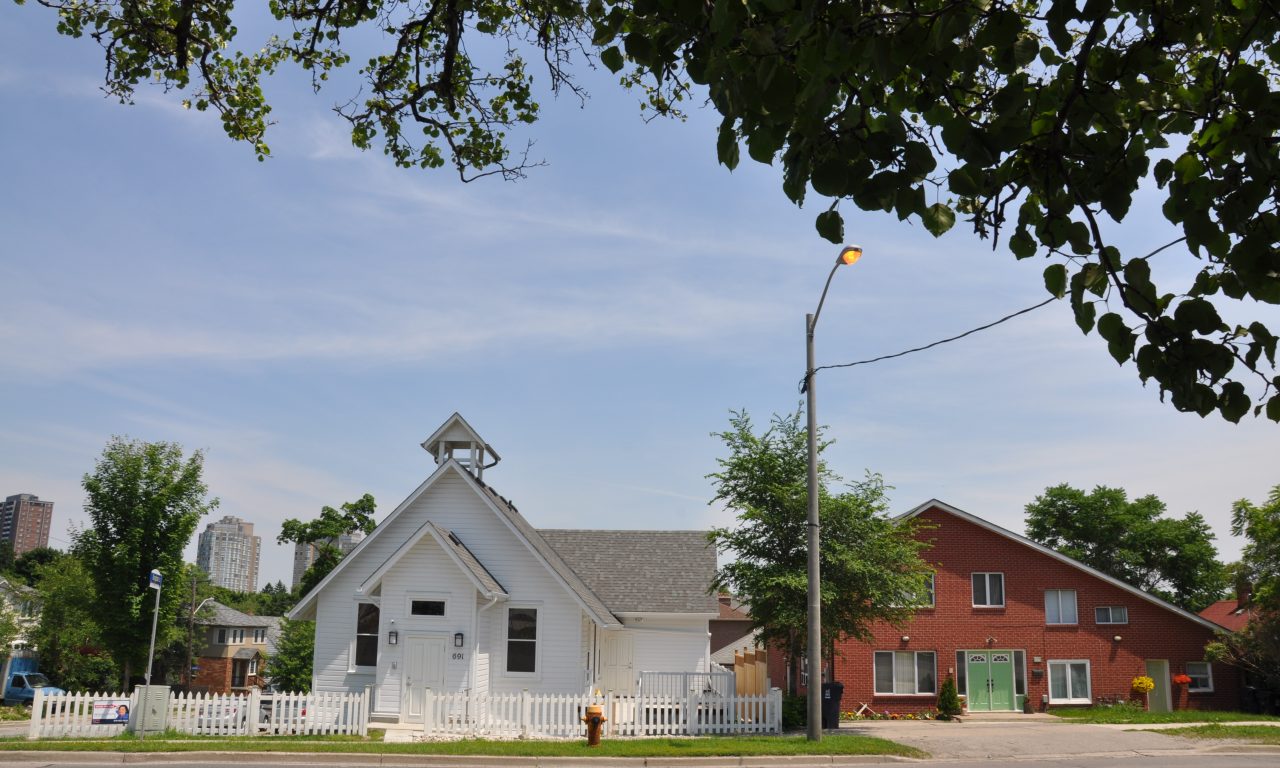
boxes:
[131,685,170,735]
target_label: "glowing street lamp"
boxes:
[801,245,862,741]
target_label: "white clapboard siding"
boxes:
[31,689,369,739]
[420,689,781,738]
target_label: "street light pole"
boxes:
[803,245,862,742]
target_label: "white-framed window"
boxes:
[1014,650,1027,696]
[1095,606,1128,624]
[798,656,809,688]
[248,657,258,676]
[504,606,539,675]
[972,573,1005,607]
[229,629,245,644]
[410,599,447,616]
[919,573,935,607]
[1045,589,1078,624]
[1048,660,1091,704]
[217,628,226,644]
[253,628,266,643]
[873,651,937,695]
[353,601,379,670]
[1186,662,1214,692]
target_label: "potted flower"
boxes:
[1131,676,1156,710]
[1172,673,1192,686]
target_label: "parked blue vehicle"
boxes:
[3,657,64,706]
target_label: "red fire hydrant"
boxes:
[582,704,607,746]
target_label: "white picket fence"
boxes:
[421,688,781,738]
[639,668,735,697]
[29,688,369,739]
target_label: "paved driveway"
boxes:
[839,718,1243,760]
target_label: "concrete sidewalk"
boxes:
[838,716,1279,760]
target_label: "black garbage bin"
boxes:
[821,682,844,729]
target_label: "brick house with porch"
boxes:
[772,500,1236,714]
[192,602,281,693]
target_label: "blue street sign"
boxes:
[148,570,162,590]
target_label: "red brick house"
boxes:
[192,602,281,694]
[772,500,1236,714]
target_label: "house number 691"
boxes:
[452,652,465,661]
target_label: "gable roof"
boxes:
[538,530,719,614]
[289,460,621,628]
[421,412,500,465]
[196,601,281,628]
[899,499,1226,633]
[356,519,509,599]
[1199,599,1253,632]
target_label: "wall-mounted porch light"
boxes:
[454,632,464,648]
[388,630,399,645]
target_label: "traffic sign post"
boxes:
[139,569,162,739]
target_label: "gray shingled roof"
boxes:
[195,601,281,628]
[473,480,621,626]
[428,521,509,597]
[537,530,719,614]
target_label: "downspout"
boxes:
[475,594,500,694]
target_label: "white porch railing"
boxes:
[30,688,369,739]
[638,669,735,697]
[421,688,781,738]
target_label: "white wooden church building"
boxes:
[289,414,720,723]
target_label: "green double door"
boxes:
[965,651,1016,711]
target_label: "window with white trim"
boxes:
[229,629,245,644]
[354,602,379,669]
[1045,589,1078,624]
[248,657,258,676]
[410,599,446,616]
[919,573,935,607]
[1186,662,1213,692]
[253,628,267,643]
[873,651,936,695]
[1048,660,1091,704]
[1094,606,1128,624]
[1013,650,1026,696]
[972,573,1005,607]
[505,607,538,674]
[798,656,809,688]
[217,629,226,644]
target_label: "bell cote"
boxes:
[421,413,500,480]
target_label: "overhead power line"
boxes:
[800,296,1060,393]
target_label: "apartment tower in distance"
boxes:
[0,494,54,555]
[291,530,366,590]
[196,516,262,592]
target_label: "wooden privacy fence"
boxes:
[421,688,781,738]
[30,688,369,739]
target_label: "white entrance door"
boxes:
[1145,659,1172,713]
[402,636,446,723]
[600,632,635,694]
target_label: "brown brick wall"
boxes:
[193,656,232,694]
[770,506,1238,714]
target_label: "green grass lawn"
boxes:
[1161,724,1280,744]
[1052,707,1280,725]
[0,732,923,758]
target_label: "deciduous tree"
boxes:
[1025,483,1226,612]
[265,617,315,693]
[79,437,218,687]
[15,1,1280,421]
[278,494,376,597]
[707,409,931,694]
[31,557,119,691]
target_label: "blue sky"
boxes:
[2,6,1277,590]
